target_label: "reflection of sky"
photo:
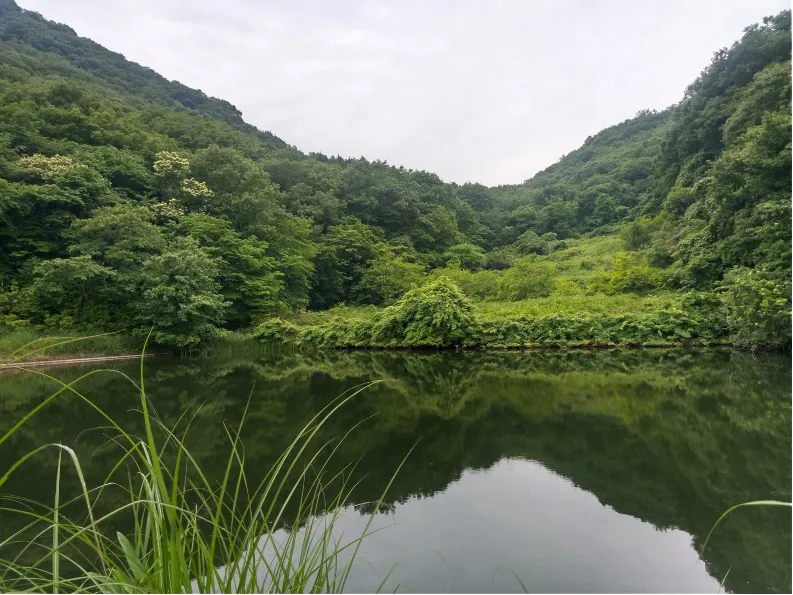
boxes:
[264,458,721,593]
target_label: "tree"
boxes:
[357,250,426,305]
[672,109,792,287]
[22,255,116,325]
[74,145,155,199]
[176,214,283,327]
[592,194,618,226]
[17,154,74,179]
[135,237,229,349]
[189,145,273,198]
[507,205,539,232]
[514,230,544,255]
[443,243,486,271]
[0,181,86,271]
[218,190,317,310]
[153,151,190,195]
[311,221,383,308]
[153,150,213,211]
[66,204,165,270]
[622,218,653,251]
[537,199,578,238]
[415,205,460,252]
[721,266,791,348]
[457,182,493,211]
[0,2,789,351]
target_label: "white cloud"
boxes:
[17,0,790,185]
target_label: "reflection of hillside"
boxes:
[0,350,790,592]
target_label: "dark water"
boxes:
[1,349,790,593]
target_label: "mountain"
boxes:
[0,0,287,147]
[0,1,789,348]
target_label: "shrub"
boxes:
[0,314,30,329]
[254,278,482,349]
[253,317,301,345]
[478,306,730,347]
[498,257,557,301]
[428,266,500,301]
[721,267,791,348]
[621,218,653,250]
[552,278,583,296]
[372,277,480,347]
[484,246,517,270]
[587,252,665,295]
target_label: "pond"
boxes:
[0,348,790,593]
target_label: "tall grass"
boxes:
[0,337,407,593]
[0,328,137,362]
[701,500,793,556]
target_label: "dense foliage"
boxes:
[254,276,730,349]
[0,1,789,348]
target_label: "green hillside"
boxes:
[0,0,789,350]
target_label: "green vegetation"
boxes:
[255,279,729,349]
[0,2,789,350]
[0,328,137,360]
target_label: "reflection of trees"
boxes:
[0,349,789,592]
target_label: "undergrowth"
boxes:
[0,328,137,361]
[255,278,731,349]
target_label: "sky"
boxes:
[17,0,791,186]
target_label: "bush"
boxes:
[255,278,481,349]
[253,317,301,345]
[484,246,517,270]
[621,218,653,250]
[479,306,730,347]
[0,314,30,330]
[371,277,480,347]
[721,267,791,348]
[552,278,583,296]
[587,252,665,295]
[498,257,556,301]
[514,230,544,255]
[428,266,500,301]
[253,287,733,350]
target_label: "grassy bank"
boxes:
[0,328,143,363]
[255,277,732,350]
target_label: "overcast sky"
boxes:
[17,0,790,186]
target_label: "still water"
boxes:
[1,349,790,592]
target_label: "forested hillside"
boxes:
[0,0,789,349]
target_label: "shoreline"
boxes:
[0,341,782,369]
[0,354,152,369]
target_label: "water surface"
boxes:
[1,349,790,592]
